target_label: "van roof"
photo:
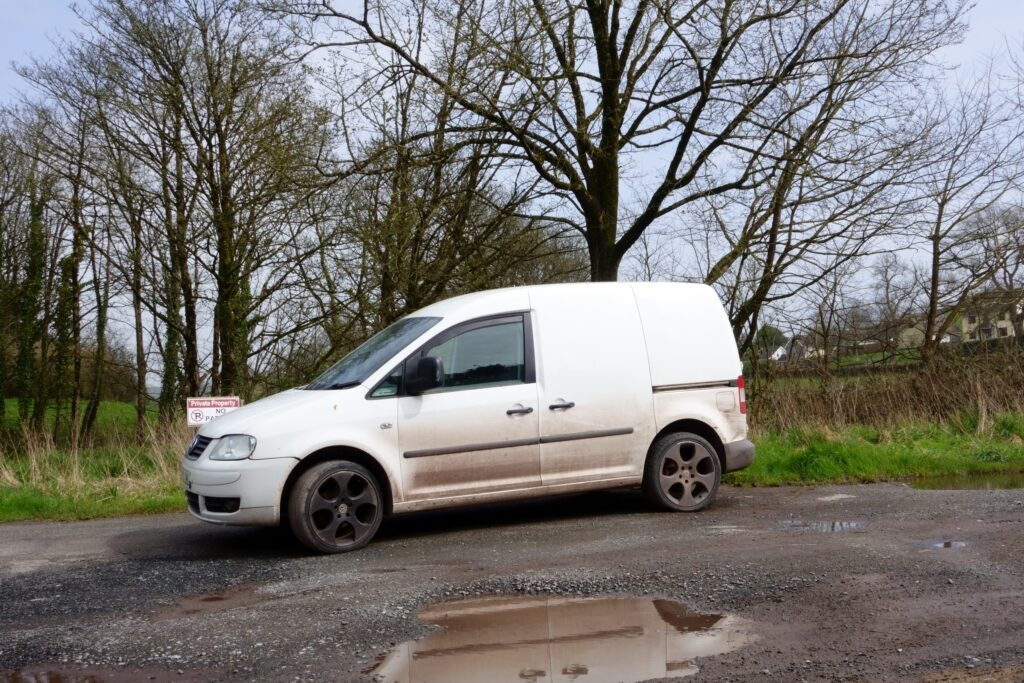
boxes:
[410,281,717,321]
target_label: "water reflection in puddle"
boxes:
[910,473,1024,490]
[369,596,757,683]
[780,520,866,533]
[933,540,968,550]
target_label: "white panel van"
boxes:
[182,283,755,553]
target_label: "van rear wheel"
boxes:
[288,461,383,553]
[643,432,721,512]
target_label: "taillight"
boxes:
[737,375,747,414]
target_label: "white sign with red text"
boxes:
[186,397,241,426]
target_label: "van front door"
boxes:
[397,314,541,502]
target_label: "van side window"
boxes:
[423,320,525,392]
[369,367,402,398]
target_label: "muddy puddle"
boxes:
[780,520,866,533]
[2,666,214,682]
[368,596,757,683]
[910,473,1024,490]
[152,583,268,621]
[3,673,103,683]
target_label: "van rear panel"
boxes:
[630,283,741,388]
[651,388,748,446]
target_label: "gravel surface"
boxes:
[1,483,1023,682]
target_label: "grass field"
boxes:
[2,400,1023,522]
[728,412,1024,486]
[2,398,153,433]
[0,407,188,522]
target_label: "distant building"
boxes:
[897,323,960,349]
[779,335,820,362]
[897,325,925,349]
[960,289,1023,341]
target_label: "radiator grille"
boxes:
[185,435,212,460]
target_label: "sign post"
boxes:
[186,397,242,426]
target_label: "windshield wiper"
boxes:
[322,381,361,390]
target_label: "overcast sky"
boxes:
[0,0,78,101]
[1,0,1022,104]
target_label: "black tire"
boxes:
[288,461,384,553]
[643,432,721,512]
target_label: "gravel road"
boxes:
[1,483,1023,682]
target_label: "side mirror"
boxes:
[406,356,444,395]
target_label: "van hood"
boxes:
[198,387,360,439]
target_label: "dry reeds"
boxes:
[751,345,1024,433]
[0,419,193,497]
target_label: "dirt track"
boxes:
[1,483,1023,682]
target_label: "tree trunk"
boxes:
[81,254,108,444]
[170,111,201,398]
[68,161,86,454]
[131,217,147,442]
[159,140,183,421]
[584,155,620,282]
[17,175,46,424]
[211,130,248,397]
[921,216,944,367]
[158,266,181,423]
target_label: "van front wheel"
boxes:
[288,461,383,553]
[643,432,721,512]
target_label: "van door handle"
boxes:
[548,401,575,411]
[506,405,534,416]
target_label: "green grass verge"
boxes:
[0,423,190,523]
[0,487,184,523]
[726,412,1024,486]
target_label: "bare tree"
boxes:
[797,261,861,378]
[0,124,27,424]
[71,0,344,400]
[913,72,1024,364]
[650,0,956,353]
[277,0,964,280]
[864,253,921,358]
[335,48,585,324]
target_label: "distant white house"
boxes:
[961,289,1023,341]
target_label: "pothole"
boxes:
[152,583,269,621]
[2,664,218,682]
[780,520,866,533]
[368,595,757,682]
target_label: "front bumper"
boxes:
[181,452,298,527]
[723,439,755,472]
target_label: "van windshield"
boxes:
[305,316,441,390]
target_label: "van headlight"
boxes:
[207,435,257,461]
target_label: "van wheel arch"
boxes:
[280,447,394,526]
[648,419,725,471]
